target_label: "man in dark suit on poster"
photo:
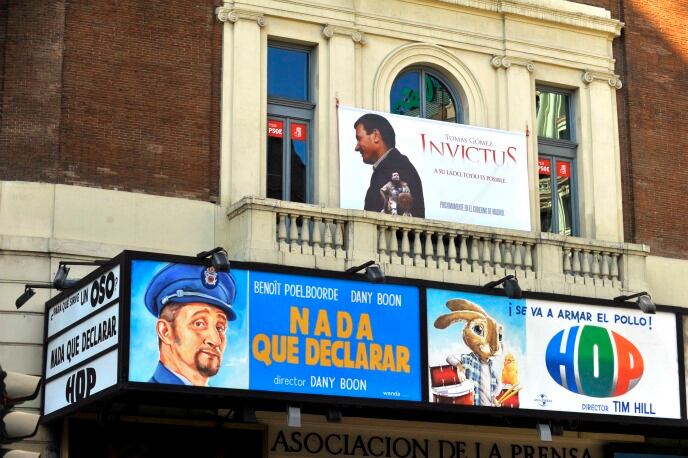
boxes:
[353,113,425,218]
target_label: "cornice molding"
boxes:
[582,70,622,89]
[215,7,266,27]
[406,0,623,37]
[321,24,367,44]
[219,1,622,37]
[498,0,623,36]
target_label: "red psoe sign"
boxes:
[291,123,307,141]
[557,161,570,178]
[268,120,284,138]
[538,158,551,175]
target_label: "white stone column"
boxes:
[320,25,364,208]
[491,56,537,232]
[217,7,265,206]
[581,71,624,242]
[502,58,537,232]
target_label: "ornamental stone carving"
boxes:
[321,24,366,44]
[322,24,334,39]
[609,78,623,89]
[351,31,365,43]
[582,72,595,84]
[582,70,623,89]
[215,7,265,27]
[491,55,506,68]
[491,55,534,72]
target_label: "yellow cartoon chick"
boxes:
[501,352,519,386]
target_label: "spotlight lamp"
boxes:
[536,423,552,442]
[287,405,301,428]
[53,264,78,290]
[196,247,230,273]
[54,260,108,291]
[484,275,522,299]
[15,259,109,308]
[326,407,342,423]
[613,291,656,314]
[536,421,563,442]
[15,287,35,309]
[238,405,256,423]
[15,283,54,309]
[345,261,385,284]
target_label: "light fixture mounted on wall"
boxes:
[326,407,342,423]
[536,421,562,442]
[196,247,230,272]
[287,405,301,428]
[54,260,108,291]
[613,291,656,314]
[15,284,50,309]
[15,260,108,309]
[345,261,385,284]
[484,275,522,299]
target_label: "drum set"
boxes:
[429,364,521,407]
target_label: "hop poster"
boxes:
[427,289,680,418]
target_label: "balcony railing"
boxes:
[226,197,649,299]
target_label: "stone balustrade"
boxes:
[226,197,650,299]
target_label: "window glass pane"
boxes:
[266,119,284,199]
[290,122,308,203]
[390,71,420,117]
[538,157,553,232]
[555,160,573,236]
[425,74,456,123]
[268,47,308,101]
[536,91,570,140]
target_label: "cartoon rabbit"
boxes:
[434,298,504,406]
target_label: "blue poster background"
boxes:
[128,261,421,401]
[247,271,422,401]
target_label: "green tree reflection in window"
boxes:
[390,69,461,123]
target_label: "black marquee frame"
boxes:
[40,250,688,438]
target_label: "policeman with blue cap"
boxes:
[145,263,237,386]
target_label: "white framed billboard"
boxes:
[338,106,531,231]
[427,291,681,419]
[43,349,119,416]
[41,250,686,430]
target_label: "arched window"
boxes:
[390,68,462,123]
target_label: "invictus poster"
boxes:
[338,105,531,231]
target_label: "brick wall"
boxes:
[574,0,688,258]
[0,0,221,202]
[0,0,65,183]
[0,0,6,114]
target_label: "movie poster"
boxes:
[427,290,681,418]
[338,106,531,231]
[247,271,421,400]
[128,260,250,389]
[129,261,422,401]
[427,290,525,409]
